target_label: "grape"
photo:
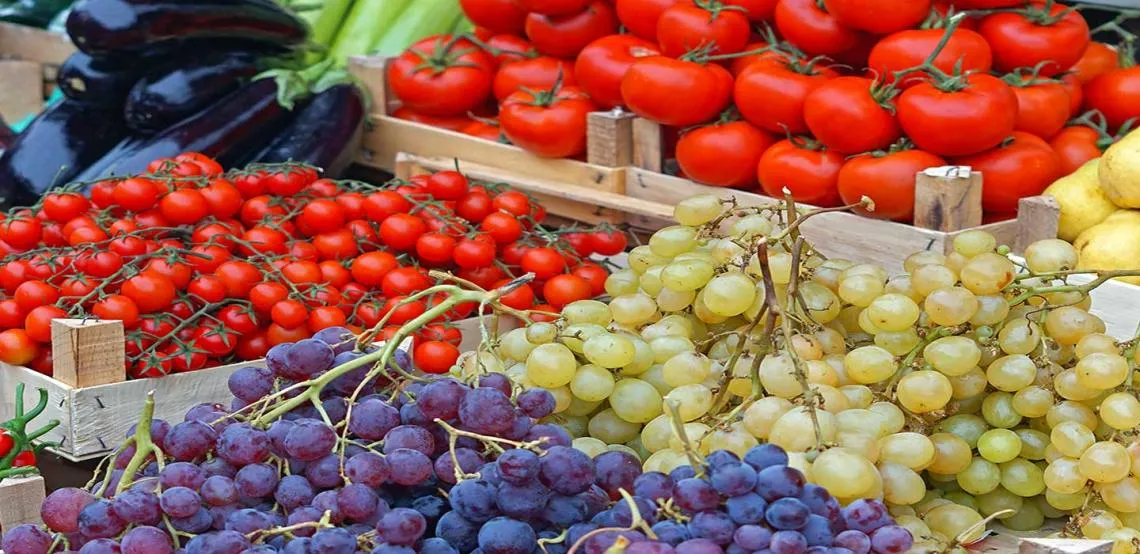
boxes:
[594,451,641,498]
[516,389,556,418]
[283,418,337,461]
[382,424,435,456]
[766,498,811,530]
[755,465,806,502]
[769,530,808,554]
[437,511,481,552]
[121,525,174,554]
[459,388,515,435]
[375,507,428,545]
[869,525,912,554]
[200,476,240,507]
[42,487,96,533]
[159,487,201,519]
[710,462,758,497]
[348,398,401,440]
[497,449,540,485]
[171,507,213,533]
[434,448,485,485]
[2,524,53,554]
[306,454,346,489]
[634,472,674,502]
[269,475,313,510]
[834,530,871,554]
[164,421,217,461]
[78,499,128,539]
[78,538,120,554]
[673,478,720,513]
[234,463,279,499]
[227,366,275,403]
[841,500,891,534]
[313,326,355,353]
[527,423,572,447]
[283,338,335,379]
[539,446,596,495]
[417,379,467,420]
[217,423,271,466]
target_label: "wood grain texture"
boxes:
[913,166,983,231]
[0,475,46,533]
[0,23,75,64]
[1016,195,1062,252]
[1018,538,1113,554]
[51,319,125,388]
[631,118,665,172]
[0,60,42,123]
[587,111,635,167]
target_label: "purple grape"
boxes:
[159,487,201,519]
[228,366,275,403]
[672,478,719,513]
[869,525,912,554]
[497,449,539,485]
[434,448,485,485]
[159,462,206,490]
[418,379,468,420]
[305,454,345,489]
[382,425,435,456]
[436,511,480,552]
[725,493,767,525]
[273,475,315,509]
[593,451,641,499]
[377,507,428,545]
[283,418,337,462]
[78,500,127,539]
[516,389,556,418]
[633,472,673,502]
[1,524,53,554]
[755,466,806,502]
[283,338,335,379]
[346,451,391,487]
[711,462,758,497]
[201,458,238,478]
[496,480,551,519]
[670,465,697,482]
[449,479,498,522]
[477,516,536,554]
[539,446,595,495]
[611,496,657,526]
[312,490,345,524]
[525,424,571,447]
[834,530,871,554]
[348,398,401,440]
[338,483,381,522]
[121,526,173,554]
[283,537,312,554]
[322,397,349,425]
[744,444,790,472]
[422,537,460,554]
[311,527,357,553]
[675,538,723,554]
[373,544,416,554]
[627,542,677,554]
[234,464,279,499]
[286,506,323,538]
[171,507,213,533]
[127,419,171,446]
[330,352,375,395]
[799,484,841,521]
[766,498,811,530]
[503,413,534,441]
[387,448,433,486]
[164,421,217,461]
[412,495,448,524]
[543,494,589,528]
[583,530,647,554]
[477,373,512,396]
[841,500,892,535]
[42,487,96,533]
[733,525,773,551]
[225,509,274,534]
[652,520,692,546]
[78,538,121,554]
[769,531,808,554]
[458,388,515,435]
[689,511,735,545]
[217,423,271,466]
[802,514,834,546]
[313,326,355,353]
[186,529,251,554]
[201,476,240,506]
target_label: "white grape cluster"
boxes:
[455,194,1140,554]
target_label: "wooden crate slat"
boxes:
[0,475,46,533]
[0,23,74,64]
[0,59,42,122]
[0,23,74,123]
[51,319,126,388]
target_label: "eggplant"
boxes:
[75,78,296,181]
[253,84,366,178]
[125,51,261,134]
[57,51,153,106]
[0,100,129,209]
[66,0,307,56]
[0,114,13,153]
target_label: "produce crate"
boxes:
[0,474,46,534]
[0,22,73,124]
[0,315,513,462]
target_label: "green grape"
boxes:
[525,322,558,345]
[924,287,979,326]
[629,245,671,274]
[1100,527,1140,554]
[638,364,671,395]
[943,491,979,512]
[620,337,655,376]
[709,334,743,360]
[588,408,641,444]
[814,259,855,291]
[768,407,838,453]
[609,378,663,423]
[879,432,936,471]
[582,333,636,369]
[959,253,1014,295]
[549,386,573,413]
[639,265,665,296]
[500,328,536,362]
[870,401,906,434]
[610,292,658,326]
[572,437,608,457]
[840,263,888,283]
[525,343,577,388]
[996,319,1040,355]
[981,391,1022,429]
[709,238,748,265]
[985,354,1037,392]
[865,293,920,332]
[796,282,842,324]
[640,414,672,452]
[667,422,711,452]
[911,264,958,297]
[702,272,758,316]
[897,370,953,413]
[662,351,713,387]
[569,364,616,402]
[884,275,922,303]
[663,384,713,422]
[975,487,1023,518]
[1044,457,1088,494]
[648,225,698,257]
[729,213,774,238]
[1079,510,1122,540]
[564,395,603,417]
[1023,238,1078,273]
[957,457,1001,495]
[562,323,607,354]
[844,346,898,384]
[1099,391,1140,430]
[813,448,880,498]
[643,314,693,339]
[1079,441,1131,483]
[840,385,875,409]
[1011,386,1053,418]
[816,327,847,356]
[837,431,881,463]
[674,194,723,226]
[1075,333,1118,358]
[1051,421,1096,458]
[656,287,696,312]
[759,354,803,399]
[1045,400,1099,430]
[701,424,759,458]
[936,414,989,448]
[742,396,793,439]
[692,290,729,325]
[1033,494,1067,519]
[969,294,1010,326]
[766,251,794,285]
[556,414,588,438]
[953,230,997,257]
[1097,475,1140,514]
[661,259,715,292]
[928,432,973,475]
[999,497,1044,531]
[1045,487,1088,510]
[562,299,613,326]
[1045,306,1105,346]
[838,274,885,307]
[1054,369,1102,401]
[948,367,988,399]
[924,336,982,377]
[1014,428,1050,460]
[649,335,695,363]
[1075,352,1129,389]
[875,329,921,356]
[977,429,1022,463]
[605,269,640,297]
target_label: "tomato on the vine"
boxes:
[867,28,993,89]
[351,251,399,286]
[757,139,844,207]
[1008,79,1071,140]
[308,306,348,331]
[297,199,346,236]
[12,450,36,468]
[837,148,947,222]
[735,57,836,134]
[897,73,1018,157]
[0,217,42,251]
[187,275,227,304]
[271,299,309,330]
[978,3,1090,77]
[521,247,567,280]
[621,57,732,127]
[414,340,461,374]
[676,120,775,188]
[589,230,627,256]
[379,213,428,251]
[656,1,750,58]
[525,1,618,59]
[1049,125,1108,175]
[382,267,433,297]
[199,179,243,219]
[803,76,902,155]
[461,0,528,34]
[543,274,593,308]
[575,35,661,109]
[774,0,869,57]
[500,85,598,158]
[426,171,469,201]
[822,0,930,35]
[493,56,578,102]
[955,132,1063,215]
[572,263,609,296]
[159,189,210,225]
[1070,42,1117,84]
[416,232,458,266]
[387,36,495,117]
[14,280,59,312]
[1084,67,1140,132]
[93,295,140,328]
[383,297,426,324]
[41,193,90,223]
[481,212,525,244]
[453,236,498,269]
[364,191,412,222]
[0,328,36,365]
[24,305,66,343]
[495,279,536,310]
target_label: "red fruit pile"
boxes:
[0,153,623,378]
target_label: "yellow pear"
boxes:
[1099,128,1140,208]
[1044,159,1117,241]
[1074,214,1140,286]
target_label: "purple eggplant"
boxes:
[252,84,365,178]
[57,51,149,106]
[124,51,261,134]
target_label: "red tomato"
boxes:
[383,297,426,325]
[1049,125,1107,175]
[416,232,458,266]
[159,189,209,225]
[426,172,469,201]
[525,1,618,59]
[93,295,140,328]
[757,140,844,207]
[822,0,930,35]
[457,191,495,222]
[142,258,190,288]
[656,1,751,58]
[543,274,593,308]
[735,57,836,134]
[187,275,227,304]
[774,0,870,57]
[199,179,243,219]
[1070,42,1117,84]
[572,263,609,296]
[14,280,58,312]
[521,247,567,279]
[313,229,360,260]
[529,304,559,323]
[462,120,504,142]
[392,108,473,132]
[616,0,681,41]
[462,0,528,34]
[0,329,36,366]
[500,86,599,158]
[309,306,348,331]
[486,34,534,67]
[955,133,1063,215]
[453,237,497,269]
[495,279,537,310]
[838,149,947,221]
[271,299,309,330]
[590,230,627,255]
[867,28,993,88]
[383,267,433,297]
[897,74,1018,157]
[297,199,346,236]
[575,35,661,109]
[388,36,495,117]
[1009,80,1070,139]
[676,121,775,188]
[0,217,42,250]
[481,212,525,244]
[978,3,1090,77]
[493,191,532,217]
[379,213,428,251]
[414,341,461,374]
[724,0,776,22]
[250,282,289,314]
[493,57,577,102]
[364,191,413,222]
[215,260,262,298]
[728,41,784,76]
[12,450,35,467]
[111,178,161,212]
[24,305,65,343]
[0,429,12,457]
[41,193,90,223]
[1060,74,1082,117]
[351,252,399,286]
[1084,67,1140,132]
[267,324,310,345]
[513,0,589,15]
[803,76,902,155]
[622,57,733,127]
[121,273,176,313]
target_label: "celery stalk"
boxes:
[328,0,411,66]
[450,15,474,35]
[371,0,462,57]
[302,0,356,65]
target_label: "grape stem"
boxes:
[665,399,707,477]
[115,391,167,494]
[565,489,657,554]
[1006,269,1140,306]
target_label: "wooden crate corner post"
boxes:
[1019,537,1113,554]
[912,166,983,233]
[0,474,46,533]
[587,110,636,168]
[51,319,127,388]
[1015,195,1061,252]
[631,118,666,173]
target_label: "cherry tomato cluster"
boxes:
[0,153,622,378]
[393,0,1140,224]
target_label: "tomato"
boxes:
[572,263,608,296]
[575,35,660,109]
[622,57,732,127]
[803,76,901,155]
[616,0,680,41]
[158,189,209,225]
[192,326,238,357]
[657,1,751,58]
[364,191,413,222]
[121,273,177,313]
[978,3,1090,77]
[199,179,242,219]
[90,180,117,209]
[494,278,537,310]
[493,56,578,102]
[281,261,322,287]
[186,275,226,304]
[1084,67,1140,132]
[112,178,161,211]
[186,244,231,274]
[735,57,836,134]
[867,28,993,88]
[249,282,290,314]
[500,85,598,158]
[1059,73,1082,117]
[414,341,461,374]
[837,148,946,221]
[897,74,1018,157]
[351,252,399,286]
[215,261,262,298]
[383,267,433,297]
[388,36,495,117]
[265,167,317,197]
[0,429,12,457]
[774,0,869,57]
[67,226,108,246]
[0,217,42,250]
[457,191,495,222]
[312,229,360,261]
[0,328,35,365]
[493,191,532,217]
[462,0,528,34]
[588,230,627,256]
[1008,80,1070,140]
[426,171,469,201]
[562,232,594,258]
[416,232,458,266]
[723,0,776,22]
[462,120,504,142]
[93,295,140,328]
[481,212,525,244]
[271,299,309,329]
[543,274,593,308]
[24,305,65,343]
[486,35,534,67]
[41,193,90,223]
[521,247,567,279]
[239,195,288,227]
[822,0,930,35]
[308,306,348,331]
[267,323,310,345]
[391,108,473,131]
[513,0,589,15]
[14,280,58,312]
[529,304,559,322]
[379,213,428,251]
[453,237,497,269]
[1071,42,1117,84]
[526,1,618,59]
[383,297,427,325]
[757,140,844,207]
[59,276,95,299]
[675,121,774,188]
[952,0,1024,6]
[296,199,346,236]
[952,133,1062,215]
[12,450,36,468]
[1049,125,1106,175]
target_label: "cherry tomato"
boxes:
[199,179,243,219]
[621,56,733,127]
[271,300,309,330]
[457,191,495,222]
[350,252,399,287]
[954,133,1063,215]
[414,341,461,374]
[297,199,346,236]
[525,1,618,59]
[500,85,599,158]
[0,429,12,457]
[462,0,528,34]
[838,148,947,221]
[143,257,191,288]
[1084,67,1140,132]
[897,73,1018,157]
[803,76,902,155]
[215,260,262,298]
[250,282,290,314]
[734,57,836,134]
[1009,80,1070,139]
[41,193,90,223]
[14,280,59,312]
[309,306,348,331]
[616,0,680,41]
[562,232,594,258]
[495,279,537,310]
[543,274,593,308]
[426,171,470,201]
[0,217,42,250]
[723,0,776,22]
[481,212,525,244]
[676,121,775,188]
[657,1,751,58]
[572,263,609,296]
[236,330,271,360]
[0,328,36,366]
[364,191,413,222]
[267,323,310,346]
[12,450,36,468]
[493,56,578,102]
[313,229,361,261]
[121,273,177,313]
[453,237,497,269]
[112,178,161,211]
[416,233,458,266]
[822,0,930,35]
[383,267,433,297]
[978,3,1090,77]
[383,297,426,325]
[492,191,532,217]
[589,230,627,256]
[93,295,140,329]
[379,213,428,251]
[24,305,66,343]
[388,36,495,117]
[757,139,844,207]
[521,247,567,279]
[159,189,210,225]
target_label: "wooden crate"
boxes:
[0,315,512,462]
[0,474,46,534]
[0,22,74,124]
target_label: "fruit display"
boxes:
[0,384,58,481]
[390,0,1140,225]
[0,153,614,378]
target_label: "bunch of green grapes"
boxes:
[456,193,1140,553]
